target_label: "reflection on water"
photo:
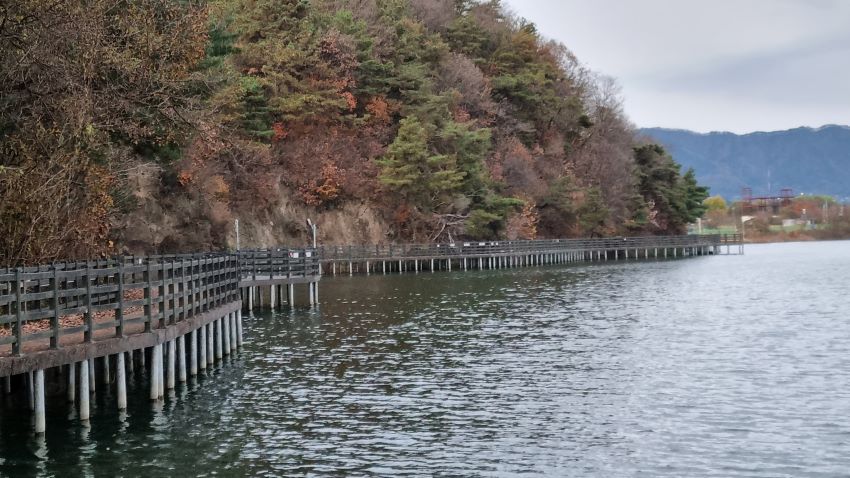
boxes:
[2,241,850,476]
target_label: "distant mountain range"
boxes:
[639,125,850,200]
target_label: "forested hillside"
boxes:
[641,126,850,200]
[0,0,708,265]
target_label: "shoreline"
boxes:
[743,233,850,244]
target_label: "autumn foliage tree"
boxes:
[0,0,713,264]
[0,0,207,265]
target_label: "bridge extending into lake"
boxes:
[0,234,740,434]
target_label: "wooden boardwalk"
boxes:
[319,234,743,275]
[0,233,741,434]
[0,249,319,432]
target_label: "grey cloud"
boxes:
[504,0,850,132]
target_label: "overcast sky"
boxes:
[504,0,850,133]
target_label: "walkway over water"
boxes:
[319,234,743,274]
[0,233,741,434]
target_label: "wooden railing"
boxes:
[0,249,319,356]
[237,249,321,283]
[318,234,739,262]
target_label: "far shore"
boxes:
[742,232,850,244]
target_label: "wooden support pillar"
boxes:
[67,362,76,403]
[289,284,295,307]
[207,322,215,366]
[158,345,165,398]
[166,340,176,389]
[215,318,223,361]
[189,330,198,376]
[26,371,34,410]
[149,346,160,400]
[88,359,95,394]
[34,369,45,434]
[116,352,127,410]
[223,313,231,355]
[199,326,207,370]
[237,310,244,348]
[80,360,90,421]
[229,313,237,352]
[270,285,276,309]
[103,354,110,385]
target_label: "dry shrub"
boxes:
[410,0,455,31]
[366,96,393,124]
[205,175,230,202]
[342,91,357,111]
[497,137,546,198]
[437,53,495,116]
[505,200,539,240]
[300,162,344,206]
[274,123,385,205]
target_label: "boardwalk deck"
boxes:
[319,234,743,274]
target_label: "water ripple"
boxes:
[3,242,850,476]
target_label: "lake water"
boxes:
[2,241,849,477]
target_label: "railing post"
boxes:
[180,258,187,320]
[13,268,23,356]
[144,260,152,332]
[50,266,60,349]
[158,261,166,328]
[169,259,177,324]
[287,251,292,279]
[84,263,93,343]
[116,261,125,337]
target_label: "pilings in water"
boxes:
[241,280,321,315]
[320,235,737,277]
[2,307,246,434]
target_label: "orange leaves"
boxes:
[341,92,357,112]
[178,170,193,186]
[272,122,288,142]
[366,96,392,124]
[300,162,344,206]
[315,163,343,202]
